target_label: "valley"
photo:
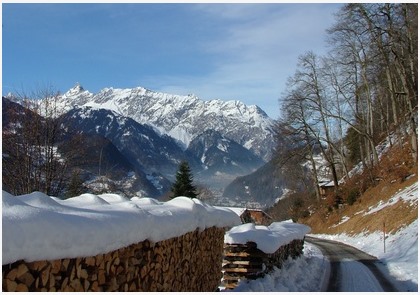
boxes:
[3,85,279,204]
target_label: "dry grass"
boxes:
[300,141,418,236]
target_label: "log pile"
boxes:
[222,242,266,289]
[2,226,225,292]
[222,239,305,289]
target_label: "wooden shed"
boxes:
[318,180,335,199]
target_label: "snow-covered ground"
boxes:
[2,181,417,292]
[231,242,327,292]
[230,181,418,292]
[2,191,240,264]
[229,220,417,292]
[313,220,418,292]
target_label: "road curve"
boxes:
[306,236,397,292]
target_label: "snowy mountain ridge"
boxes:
[3,93,272,201]
[58,84,275,161]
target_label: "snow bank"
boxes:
[232,243,326,292]
[224,220,311,254]
[2,191,241,265]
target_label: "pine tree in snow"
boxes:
[171,161,198,199]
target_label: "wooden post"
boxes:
[383,221,386,253]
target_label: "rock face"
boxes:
[2,227,225,292]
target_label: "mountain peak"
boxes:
[69,83,84,94]
[61,83,94,107]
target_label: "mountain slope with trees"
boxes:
[274,3,417,201]
[2,96,170,198]
[268,132,417,231]
[267,3,417,236]
[222,4,417,208]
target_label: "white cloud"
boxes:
[145,4,342,118]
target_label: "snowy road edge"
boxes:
[307,241,331,292]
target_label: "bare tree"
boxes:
[277,85,322,201]
[274,3,417,214]
[295,52,341,189]
[327,3,418,164]
[2,86,69,196]
[327,5,384,169]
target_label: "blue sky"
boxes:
[2,3,343,118]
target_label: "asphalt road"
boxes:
[306,236,397,292]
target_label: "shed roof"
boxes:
[223,207,247,217]
[318,180,335,187]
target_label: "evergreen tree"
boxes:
[65,171,86,199]
[171,161,198,199]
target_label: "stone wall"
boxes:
[2,226,225,292]
[222,239,305,289]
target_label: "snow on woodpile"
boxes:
[224,220,311,254]
[2,191,241,265]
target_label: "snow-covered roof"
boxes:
[224,220,311,254]
[2,191,241,265]
[318,180,335,187]
[221,207,271,217]
[222,207,247,216]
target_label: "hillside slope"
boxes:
[305,175,417,235]
[300,140,418,236]
[222,160,293,207]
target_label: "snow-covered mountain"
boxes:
[61,106,190,177]
[187,129,264,175]
[187,129,265,191]
[59,105,267,196]
[4,84,277,202]
[58,84,275,161]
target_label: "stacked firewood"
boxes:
[2,226,225,292]
[222,242,265,289]
[222,239,305,289]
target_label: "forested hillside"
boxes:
[269,133,417,234]
[268,3,417,228]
